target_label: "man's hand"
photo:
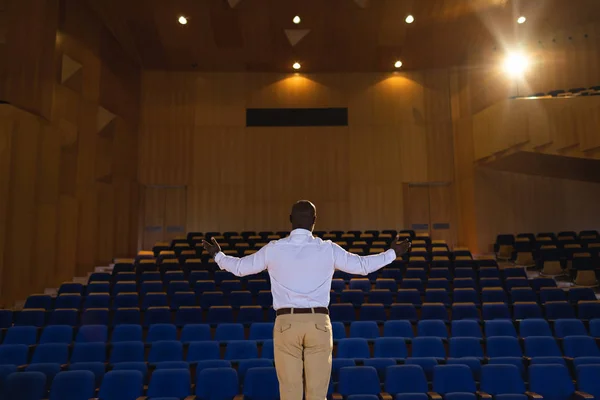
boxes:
[390,235,411,257]
[202,237,222,258]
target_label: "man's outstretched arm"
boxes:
[202,237,268,277]
[333,235,411,275]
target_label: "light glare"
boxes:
[293,15,301,24]
[503,52,529,76]
[292,62,301,70]
[178,16,188,25]
[405,15,414,24]
[517,16,526,24]
[394,60,403,68]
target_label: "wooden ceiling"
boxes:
[86,0,600,72]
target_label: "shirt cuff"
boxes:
[214,252,225,263]
[383,248,397,263]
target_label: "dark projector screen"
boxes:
[246,108,348,127]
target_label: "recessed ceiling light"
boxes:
[293,15,301,24]
[405,15,414,24]
[293,62,301,70]
[394,60,403,68]
[517,16,526,24]
[178,16,188,25]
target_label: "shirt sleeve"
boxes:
[332,242,396,275]
[214,244,269,277]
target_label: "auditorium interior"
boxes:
[0,0,600,398]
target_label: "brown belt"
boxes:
[276,307,329,316]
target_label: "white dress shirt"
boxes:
[214,228,397,310]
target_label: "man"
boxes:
[203,200,411,400]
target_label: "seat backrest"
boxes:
[383,320,414,339]
[520,319,552,337]
[75,325,108,343]
[417,320,448,338]
[109,341,144,364]
[98,370,144,400]
[3,371,46,400]
[374,337,408,358]
[350,321,380,339]
[111,324,142,343]
[337,338,371,359]
[486,337,522,358]
[432,364,476,394]
[338,366,380,396]
[451,320,482,338]
[196,367,239,400]
[147,368,191,398]
[32,343,69,364]
[0,344,29,365]
[529,364,574,399]
[4,326,38,345]
[243,367,280,400]
[563,336,600,358]
[485,320,517,338]
[70,343,107,363]
[480,364,524,395]
[385,365,428,395]
[411,337,446,358]
[224,340,258,360]
[554,319,588,338]
[146,324,177,343]
[577,365,600,399]
[449,337,483,358]
[148,340,184,363]
[187,342,220,362]
[49,370,96,400]
[524,336,562,357]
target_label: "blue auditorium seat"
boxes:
[243,367,279,400]
[510,287,537,303]
[453,278,476,289]
[417,320,448,339]
[195,281,217,295]
[482,288,508,303]
[568,288,596,304]
[59,283,83,295]
[513,302,543,319]
[486,337,522,358]
[75,325,107,343]
[432,365,476,396]
[330,303,355,323]
[109,342,144,364]
[520,319,552,337]
[332,321,347,340]
[540,288,567,303]
[482,303,510,320]
[524,336,562,358]
[453,289,479,304]
[375,279,397,292]
[201,292,225,309]
[175,306,203,326]
[112,308,141,326]
[449,337,483,359]
[451,303,480,321]
[337,338,370,359]
[338,366,381,397]
[401,278,424,292]
[385,365,428,397]
[238,306,263,324]
[341,290,365,306]
[148,341,184,363]
[170,292,196,309]
[532,278,557,292]
[421,303,448,321]
[332,359,356,382]
[70,343,106,363]
[349,278,371,292]
[451,320,482,338]
[113,293,139,309]
[590,319,600,338]
[67,362,105,388]
[0,310,13,329]
[350,321,379,339]
[141,292,168,310]
[187,342,220,363]
[546,301,576,320]
[529,364,576,400]
[25,363,62,384]
[261,339,274,359]
[16,309,46,327]
[147,369,191,399]
[237,359,273,381]
[220,280,243,294]
[3,326,38,345]
[224,340,258,361]
[196,367,239,400]
[114,282,138,296]
[563,336,600,358]
[331,279,346,293]
[577,365,600,399]
[55,294,82,309]
[215,323,244,341]
[2,371,46,400]
[49,370,95,400]
[111,324,142,343]
[480,364,525,398]
[246,322,272,341]
[360,304,386,322]
[411,337,445,359]
[83,293,110,310]
[229,291,252,308]
[364,357,396,380]
[144,306,171,326]
[383,320,413,339]
[579,301,600,320]
[374,337,407,359]
[111,362,148,381]
[81,308,109,325]
[147,323,177,343]
[196,360,232,374]
[554,319,588,338]
[24,295,53,310]
[425,289,449,305]
[98,370,144,400]
[396,289,422,306]
[31,343,69,365]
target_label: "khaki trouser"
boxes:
[273,312,333,400]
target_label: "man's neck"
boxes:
[292,225,312,232]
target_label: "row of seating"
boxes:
[10,300,600,328]
[3,318,600,345]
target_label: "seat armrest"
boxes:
[525,391,543,399]
[331,393,343,400]
[184,396,197,400]
[573,391,594,400]
[233,395,244,400]
[136,397,148,400]
[380,392,393,400]
[476,391,492,400]
[427,391,443,400]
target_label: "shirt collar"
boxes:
[290,228,313,236]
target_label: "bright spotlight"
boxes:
[405,15,414,24]
[517,16,526,24]
[292,62,301,70]
[178,16,188,25]
[394,60,403,68]
[293,15,301,24]
[503,52,529,76]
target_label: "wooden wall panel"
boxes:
[0,0,140,305]
[140,70,456,236]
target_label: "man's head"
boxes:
[290,200,316,231]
